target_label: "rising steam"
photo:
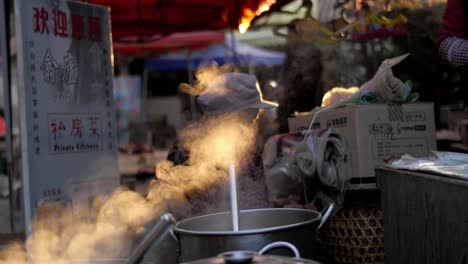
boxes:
[179,62,239,96]
[0,113,258,263]
[0,63,260,263]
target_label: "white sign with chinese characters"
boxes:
[15,0,119,233]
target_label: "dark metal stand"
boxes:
[0,0,16,232]
[377,167,468,263]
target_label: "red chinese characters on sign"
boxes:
[71,118,83,139]
[49,115,102,142]
[50,119,66,140]
[53,9,68,37]
[88,16,101,42]
[71,14,85,40]
[32,6,101,42]
[88,117,100,137]
[33,7,49,34]
[48,114,103,154]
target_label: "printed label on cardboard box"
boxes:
[404,112,427,122]
[369,118,429,140]
[326,116,348,128]
[371,138,428,160]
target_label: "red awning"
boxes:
[113,31,225,55]
[83,0,293,54]
[0,116,5,136]
[84,0,255,41]
[84,0,294,40]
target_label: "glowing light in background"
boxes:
[239,0,277,34]
[269,80,277,88]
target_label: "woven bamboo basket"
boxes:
[318,207,384,264]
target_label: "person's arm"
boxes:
[438,36,468,68]
[437,0,468,68]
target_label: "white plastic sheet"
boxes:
[388,151,468,180]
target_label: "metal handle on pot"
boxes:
[258,241,301,259]
[126,213,176,264]
[317,203,335,230]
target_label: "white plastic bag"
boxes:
[360,53,411,102]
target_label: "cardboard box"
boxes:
[288,103,437,189]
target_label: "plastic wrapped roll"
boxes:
[312,130,349,192]
[263,129,349,203]
[262,134,308,202]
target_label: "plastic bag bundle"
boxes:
[321,87,359,107]
[262,129,349,203]
[262,133,308,202]
[359,53,412,102]
[311,130,349,193]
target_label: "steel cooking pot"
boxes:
[127,206,333,263]
[173,207,332,262]
[182,244,321,264]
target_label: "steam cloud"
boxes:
[0,113,257,263]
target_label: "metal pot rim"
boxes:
[174,208,322,236]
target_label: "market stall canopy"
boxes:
[84,0,293,41]
[143,39,285,71]
[113,31,225,55]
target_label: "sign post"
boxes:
[14,0,119,233]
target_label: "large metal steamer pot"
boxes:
[173,207,330,262]
[183,250,322,264]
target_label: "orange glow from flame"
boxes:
[239,0,276,34]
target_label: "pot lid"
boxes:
[182,252,321,264]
